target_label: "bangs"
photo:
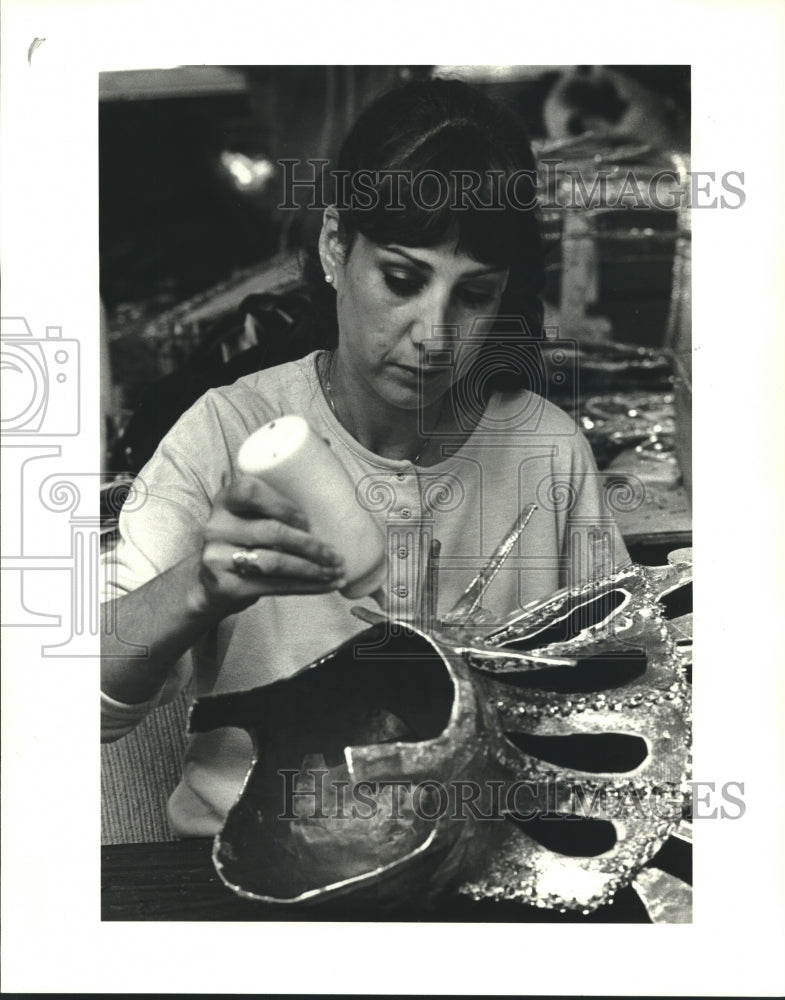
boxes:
[335,119,540,273]
[304,78,546,351]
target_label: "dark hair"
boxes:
[302,77,545,388]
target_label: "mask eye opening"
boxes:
[659,581,693,621]
[505,812,618,858]
[501,589,630,652]
[482,649,647,693]
[502,731,649,774]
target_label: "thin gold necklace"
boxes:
[321,350,443,466]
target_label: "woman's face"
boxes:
[325,223,509,411]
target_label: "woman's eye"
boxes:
[382,271,424,298]
[381,268,500,306]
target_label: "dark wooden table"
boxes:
[101,838,671,922]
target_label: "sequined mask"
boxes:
[189,508,692,921]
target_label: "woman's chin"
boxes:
[388,383,451,414]
[380,369,451,410]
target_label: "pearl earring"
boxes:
[324,274,334,284]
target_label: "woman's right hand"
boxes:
[190,474,347,617]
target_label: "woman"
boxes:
[101,78,628,836]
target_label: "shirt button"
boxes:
[394,585,409,598]
[400,508,412,519]
[397,547,408,559]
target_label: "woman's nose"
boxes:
[407,291,453,352]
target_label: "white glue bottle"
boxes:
[237,415,387,599]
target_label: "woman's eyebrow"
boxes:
[379,245,507,278]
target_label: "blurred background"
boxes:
[99,64,692,562]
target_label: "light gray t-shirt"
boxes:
[101,351,629,835]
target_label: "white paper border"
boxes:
[2,0,784,994]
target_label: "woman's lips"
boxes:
[391,363,444,380]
